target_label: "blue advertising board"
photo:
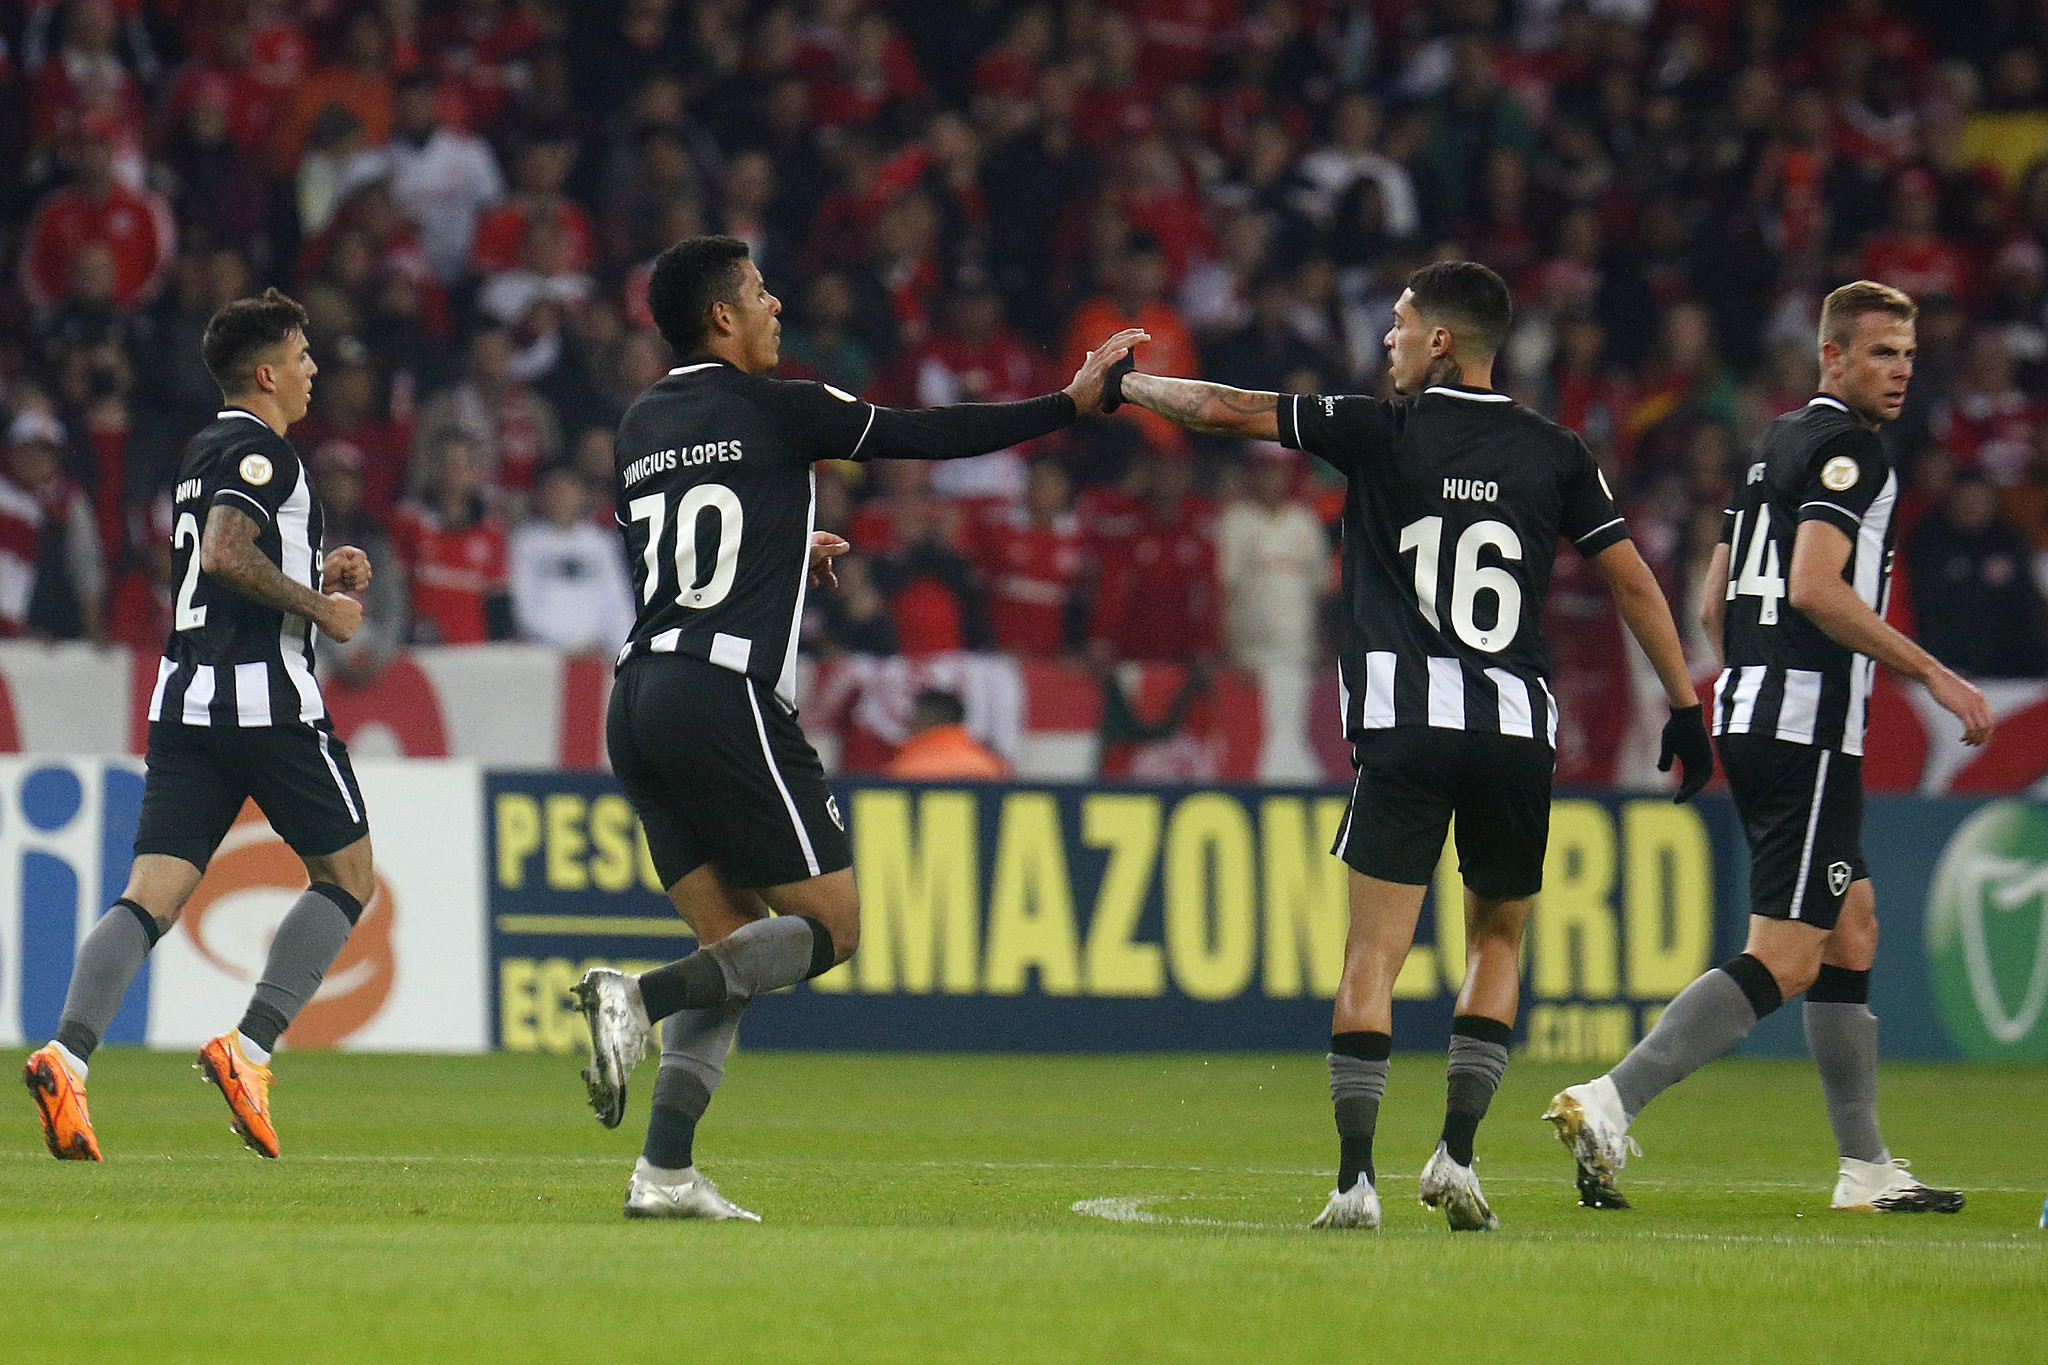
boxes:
[488,772,1836,1062]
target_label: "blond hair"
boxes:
[1819,280,1917,351]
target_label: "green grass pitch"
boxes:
[2,1048,2041,1364]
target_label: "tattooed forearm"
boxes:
[1120,373,1281,438]
[199,504,336,623]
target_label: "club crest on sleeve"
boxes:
[1828,861,1852,896]
[825,794,845,830]
[824,384,858,403]
[239,453,274,486]
[1821,456,1858,492]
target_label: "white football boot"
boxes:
[1543,1075,1639,1209]
[573,968,649,1128]
[1310,1179,1382,1230]
[623,1158,762,1221]
[1830,1157,1965,1213]
[1418,1141,1500,1231]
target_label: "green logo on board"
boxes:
[1927,802,2048,1061]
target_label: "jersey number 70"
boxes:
[628,484,745,609]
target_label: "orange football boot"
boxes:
[24,1043,102,1161]
[196,1032,279,1158]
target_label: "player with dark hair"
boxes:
[573,235,1142,1220]
[24,288,376,1161]
[1103,259,1713,1231]
[1546,281,1992,1214]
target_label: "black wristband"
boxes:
[1100,353,1135,413]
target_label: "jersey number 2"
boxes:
[1399,516,1524,652]
[173,512,207,630]
[628,484,745,609]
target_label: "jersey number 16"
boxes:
[628,484,745,609]
[1399,515,1524,652]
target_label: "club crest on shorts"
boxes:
[239,453,274,486]
[825,794,844,831]
[1827,860,1852,896]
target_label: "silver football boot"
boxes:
[1418,1141,1500,1231]
[623,1158,762,1221]
[573,968,649,1128]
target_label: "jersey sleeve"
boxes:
[1275,392,1398,474]
[208,432,297,527]
[1560,434,1629,556]
[759,377,879,462]
[1795,429,1888,535]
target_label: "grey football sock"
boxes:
[1442,1022,1511,1165]
[1329,1050,1389,1191]
[240,883,360,1051]
[1804,1002,1888,1164]
[643,1001,747,1171]
[53,901,160,1061]
[705,915,826,1000]
[1609,968,1766,1121]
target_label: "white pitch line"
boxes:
[1068,1195,2048,1249]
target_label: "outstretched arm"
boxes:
[854,328,1149,461]
[1591,540,1697,709]
[1117,373,1280,440]
[199,503,363,641]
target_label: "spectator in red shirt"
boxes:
[1089,449,1218,664]
[1862,168,1971,305]
[107,489,171,656]
[472,135,594,275]
[1931,327,2046,486]
[294,339,407,522]
[976,457,1084,656]
[891,283,1051,503]
[27,0,146,158]
[388,434,508,645]
[18,116,173,317]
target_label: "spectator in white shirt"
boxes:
[509,465,635,654]
[1294,92,1419,240]
[347,72,505,283]
[1216,444,1330,669]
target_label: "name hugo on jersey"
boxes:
[623,441,745,486]
[1443,477,1499,502]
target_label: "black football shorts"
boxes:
[1716,733,1866,930]
[1334,727,1556,900]
[134,720,370,867]
[606,653,851,891]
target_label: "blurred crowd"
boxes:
[3,0,2048,778]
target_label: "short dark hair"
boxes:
[1405,260,1513,360]
[201,288,310,396]
[911,688,967,727]
[646,235,753,355]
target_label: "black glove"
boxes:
[1099,352,1135,413]
[1659,703,1714,803]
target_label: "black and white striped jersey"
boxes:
[1711,395,1897,755]
[148,409,329,729]
[613,360,875,706]
[1278,383,1630,746]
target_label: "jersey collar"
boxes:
[667,360,731,377]
[217,407,269,425]
[1807,394,1850,413]
[1422,384,1511,402]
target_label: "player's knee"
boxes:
[828,910,859,964]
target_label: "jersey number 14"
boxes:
[628,484,744,609]
[1725,505,1786,625]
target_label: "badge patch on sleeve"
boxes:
[1821,455,1859,491]
[239,453,274,486]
